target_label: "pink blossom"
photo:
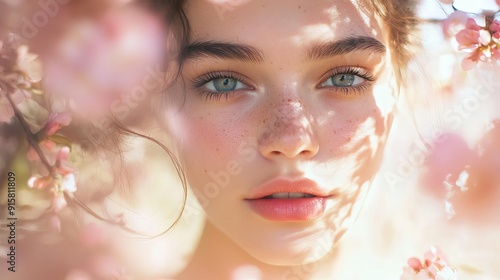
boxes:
[436,267,458,280]
[438,0,453,4]
[456,18,482,51]
[29,169,76,217]
[59,173,77,193]
[401,247,457,280]
[52,192,68,213]
[461,49,482,71]
[43,112,72,136]
[423,246,449,268]
[422,133,474,197]
[456,18,500,70]
[28,175,55,190]
[28,147,77,213]
[53,147,76,176]
[28,145,75,182]
[491,45,500,60]
[490,20,500,41]
[408,258,424,270]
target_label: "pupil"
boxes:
[214,78,237,91]
[333,74,354,87]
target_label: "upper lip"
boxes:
[245,177,331,199]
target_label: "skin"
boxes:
[164,0,400,278]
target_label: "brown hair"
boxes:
[370,0,420,81]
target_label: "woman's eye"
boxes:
[321,73,365,88]
[205,77,246,92]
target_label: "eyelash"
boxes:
[190,71,249,101]
[191,66,376,101]
[318,66,376,96]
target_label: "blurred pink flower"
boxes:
[446,119,500,224]
[28,172,76,193]
[52,192,68,213]
[28,146,77,214]
[43,112,72,136]
[43,6,166,121]
[28,174,55,190]
[27,111,72,162]
[59,172,77,193]
[29,169,77,233]
[456,18,481,48]
[28,141,74,181]
[438,0,453,4]
[442,11,469,38]
[401,247,457,280]
[436,267,458,280]
[422,133,475,198]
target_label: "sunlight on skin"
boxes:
[163,0,401,278]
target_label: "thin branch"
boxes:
[2,85,53,174]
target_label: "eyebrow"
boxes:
[308,36,386,60]
[183,41,264,63]
[182,36,385,64]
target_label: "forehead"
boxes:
[185,0,385,47]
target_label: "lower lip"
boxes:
[246,197,327,221]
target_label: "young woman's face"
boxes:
[166,0,397,265]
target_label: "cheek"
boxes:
[170,108,250,187]
[319,100,388,154]
[316,92,394,188]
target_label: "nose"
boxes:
[258,101,319,160]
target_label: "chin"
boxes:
[235,229,338,266]
[248,244,334,267]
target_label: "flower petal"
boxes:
[61,173,77,193]
[461,56,478,71]
[408,257,423,270]
[479,29,492,46]
[45,112,72,135]
[455,29,480,50]
[465,18,480,31]
[436,266,458,280]
[52,192,68,213]
[28,175,54,190]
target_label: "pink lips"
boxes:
[245,178,332,222]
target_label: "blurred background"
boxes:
[1,0,500,279]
